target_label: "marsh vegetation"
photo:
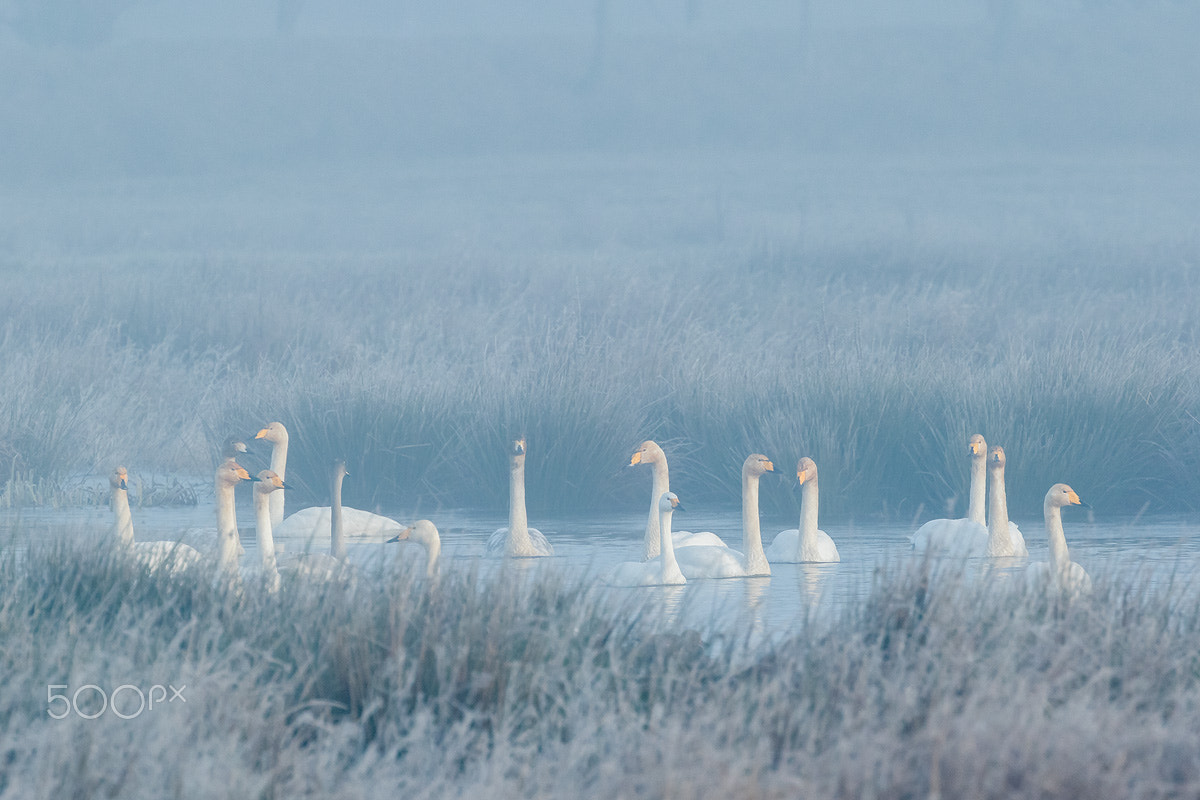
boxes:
[3,539,1198,798]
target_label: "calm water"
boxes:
[3,500,1198,639]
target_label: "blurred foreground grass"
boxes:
[1,536,1198,798]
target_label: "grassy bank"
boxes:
[1,157,1199,518]
[1,537,1198,798]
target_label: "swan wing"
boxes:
[339,507,405,538]
[765,529,799,562]
[273,506,403,545]
[672,530,728,549]
[605,557,685,587]
[134,541,203,573]
[804,530,840,563]
[1025,560,1092,598]
[767,528,840,563]
[486,526,554,557]
[910,518,988,556]
[673,544,748,579]
[1007,520,1028,557]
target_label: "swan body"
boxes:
[606,492,686,586]
[673,454,775,579]
[215,460,254,573]
[766,457,840,563]
[985,446,1028,558]
[1026,483,1091,597]
[630,439,727,559]
[910,434,991,554]
[109,466,203,573]
[271,460,404,546]
[255,422,289,528]
[486,438,553,557]
[387,519,442,578]
[273,507,404,542]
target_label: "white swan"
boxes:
[606,492,687,586]
[672,454,775,579]
[250,469,287,592]
[629,439,727,559]
[765,457,840,563]
[254,421,289,527]
[109,466,202,572]
[215,460,254,573]
[386,519,443,578]
[909,434,990,554]
[272,459,404,546]
[985,446,1028,558]
[1025,483,1091,597]
[486,438,553,557]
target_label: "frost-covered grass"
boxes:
[2,537,1199,798]
[1,157,1199,518]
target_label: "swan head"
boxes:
[254,469,287,495]
[388,520,441,575]
[987,445,1006,472]
[743,453,777,478]
[221,437,248,460]
[658,491,683,513]
[255,422,289,445]
[388,519,439,545]
[509,438,526,467]
[110,466,129,491]
[217,461,253,487]
[796,457,818,486]
[969,434,986,458]
[1046,483,1082,509]
[629,440,665,467]
[333,458,348,479]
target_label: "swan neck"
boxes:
[659,506,685,584]
[987,467,1012,555]
[741,471,770,575]
[643,460,669,560]
[967,455,986,526]
[423,534,441,578]
[1044,500,1071,573]
[507,458,531,552]
[215,479,240,572]
[331,469,346,560]
[798,478,820,555]
[111,485,134,546]
[268,437,287,528]
[254,490,278,576]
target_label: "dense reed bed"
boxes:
[1,157,1198,518]
[1,536,1198,798]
